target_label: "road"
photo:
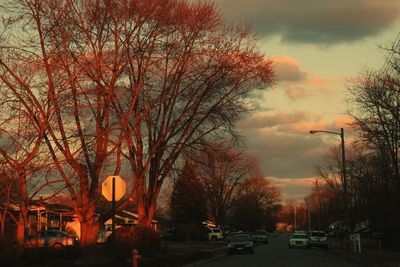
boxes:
[191,233,370,267]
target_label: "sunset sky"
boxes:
[217,0,400,200]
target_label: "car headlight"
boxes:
[228,243,234,248]
[245,242,253,247]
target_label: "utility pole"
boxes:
[309,128,348,229]
[308,199,311,232]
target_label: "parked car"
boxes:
[159,228,177,241]
[252,230,268,244]
[288,233,308,248]
[25,230,79,249]
[227,234,255,254]
[307,230,329,250]
[208,227,224,240]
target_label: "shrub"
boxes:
[114,226,161,258]
[0,236,19,266]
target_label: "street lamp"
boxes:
[309,128,348,228]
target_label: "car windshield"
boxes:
[231,234,251,242]
[292,234,307,239]
[311,232,327,237]
[254,230,266,235]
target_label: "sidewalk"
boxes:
[331,239,400,267]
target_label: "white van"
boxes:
[208,227,224,240]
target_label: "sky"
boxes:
[216,0,400,201]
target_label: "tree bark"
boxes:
[79,219,99,246]
[16,205,28,246]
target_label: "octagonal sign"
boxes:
[102,176,126,201]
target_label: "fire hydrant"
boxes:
[132,249,141,267]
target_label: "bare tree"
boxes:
[349,70,400,183]
[185,142,261,226]
[113,1,274,227]
[0,0,135,245]
[230,174,281,231]
[0,0,274,244]
[346,44,400,238]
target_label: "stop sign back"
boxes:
[102,175,126,201]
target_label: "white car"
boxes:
[288,233,308,248]
[208,227,224,240]
[307,231,329,250]
[252,230,269,244]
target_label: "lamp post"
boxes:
[294,204,297,231]
[309,128,348,229]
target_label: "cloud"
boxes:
[333,115,355,129]
[272,56,307,82]
[237,111,350,178]
[270,55,335,99]
[284,87,308,99]
[268,177,319,200]
[237,111,327,134]
[241,130,327,178]
[217,0,400,44]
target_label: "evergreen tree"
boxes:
[171,161,208,240]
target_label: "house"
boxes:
[66,209,160,240]
[11,201,160,239]
[10,201,76,236]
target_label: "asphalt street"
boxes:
[190,233,371,267]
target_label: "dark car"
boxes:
[25,230,79,249]
[227,234,255,254]
[252,230,268,244]
[307,230,328,250]
[160,228,177,241]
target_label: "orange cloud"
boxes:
[307,76,334,90]
[238,111,330,135]
[267,176,326,200]
[333,115,355,129]
[271,55,337,99]
[277,119,328,134]
[272,56,307,83]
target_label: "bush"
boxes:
[113,226,161,258]
[0,236,19,266]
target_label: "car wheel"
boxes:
[212,236,217,241]
[289,244,292,248]
[307,245,311,249]
[53,242,63,249]
[249,248,255,254]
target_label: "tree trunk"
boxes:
[77,200,99,246]
[79,219,99,246]
[137,198,156,228]
[0,219,4,236]
[16,205,28,246]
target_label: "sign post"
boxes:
[112,177,116,237]
[102,176,126,239]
